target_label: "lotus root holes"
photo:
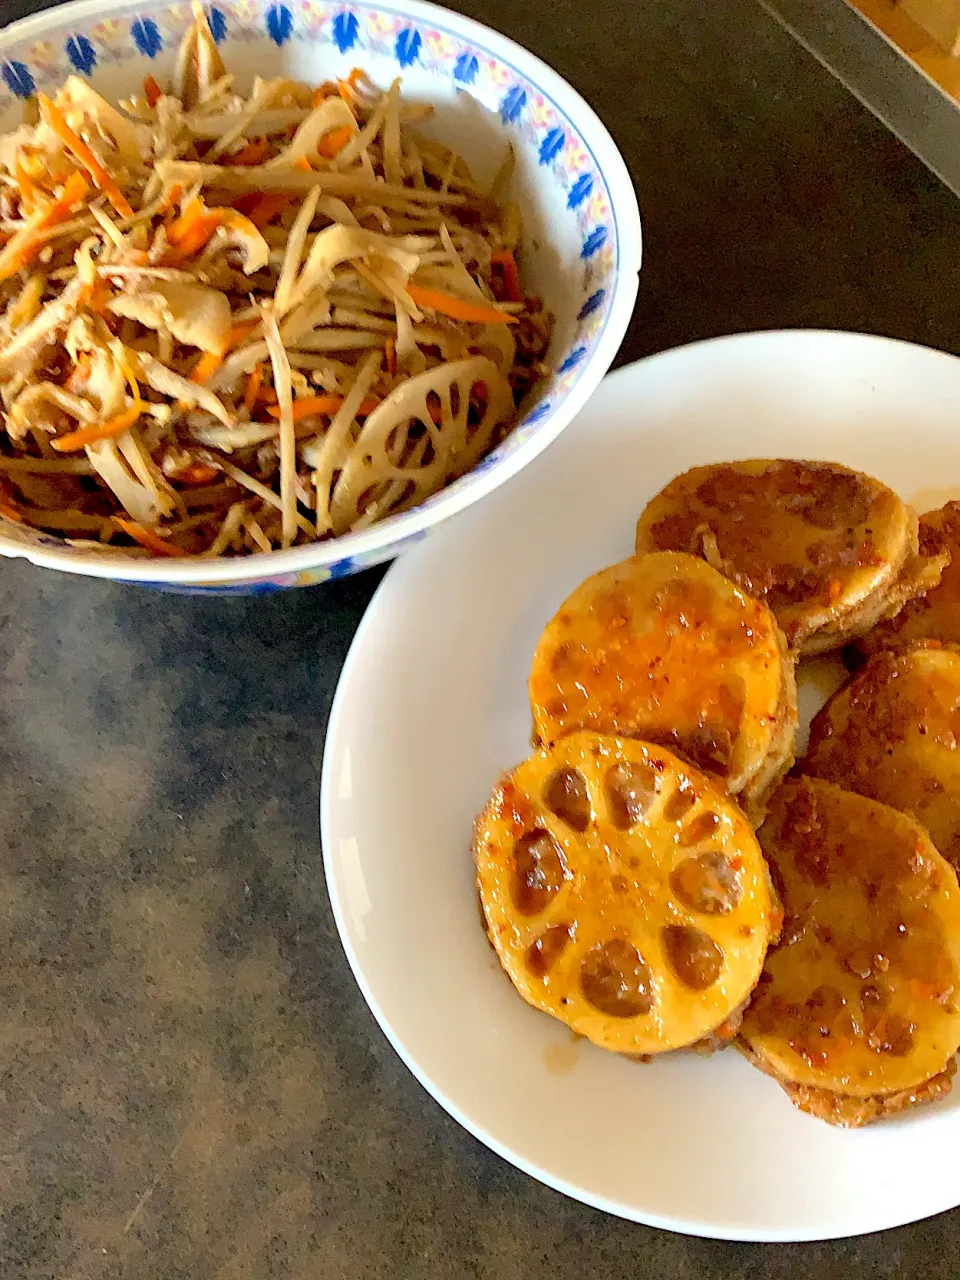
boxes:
[544,767,591,832]
[604,760,660,829]
[679,810,722,847]
[512,828,567,916]
[662,925,723,991]
[670,852,742,915]
[663,782,698,823]
[525,925,572,978]
[579,939,654,1018]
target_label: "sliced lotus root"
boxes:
[740,777,960,1101]
[804,642,960,875]
[856,501,960,656]
[330,356,513,534]
[528,551,797,812]
[635,460,945,655]
[474,732,779,1056]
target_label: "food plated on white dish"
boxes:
[0,0,640,592]
[322,330,960,1240]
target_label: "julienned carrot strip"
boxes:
[114,516,190,556]
[51,402,142,452]
[83,281,114,314]
[384,336,397,377]
[231,191,292,228]
[294,156,314,172]
[0,170,89,281]
[158,182,183,216]
[0,498,23,523]
[490,249,523,303]
[405,285,517,325]
[66,355,92,392]
[338,67,363,110]
[143,75,162,107]
[167,197,223,255]
[317,125,354,159]
[190,350,223,384]
[230,137,270,166]
[244,362,264,412]
[312,82,338,106]
[44,170,89,225]
[267,394,380,422]
[173,461,220,485]
[227,322,259,348]
[37,93,134,219]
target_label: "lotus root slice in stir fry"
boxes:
[474,732,780,1056]
[0,4,552,556]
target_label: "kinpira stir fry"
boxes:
[0,7,551,556]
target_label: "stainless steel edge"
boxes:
[759,0,960,197]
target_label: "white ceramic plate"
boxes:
[321,330,960,1241]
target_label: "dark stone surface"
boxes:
[3,0,960,1275]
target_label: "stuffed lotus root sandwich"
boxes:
[635,460,945,655]
[474,732,780,1057]
[740,777,960,1127]
[804,642,960,876]
[855,501,960,655]
[528,551,797,816]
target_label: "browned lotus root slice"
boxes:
[803,642,960,876]
[740,1039,957,1128]
[740,777,960,1107]
[635,460,945,655]
[856,501,960,655]
[528,551,797,813]
[474,732,779,1056]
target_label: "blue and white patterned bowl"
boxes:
[0,0,641,593]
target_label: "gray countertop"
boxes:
[4,0,960,1275]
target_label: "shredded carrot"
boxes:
[167,196,224,257]
[0,170,89,281]
[172,461,220,485]
[158,182,183,216]
[338,68,363,112]
[227,321,259,349]
[312,81,338,107]
[384,336,397,378]
[230,137,270,166]
[37,93,134,219]
[0,501,23,523]
[257,385,278,406]
[317,125,354,159]
[83,281,112,314]
[45,170,90,224]
[267,394,380,422]
[405,284,517,325]
[190,350,223,384]
[114,516,190,556]
[143,75,162,108]
[231,191,292,228]
[337,81,354,110]
[243,362,264,412]
[66,355,92,392]
[294,156,314,172]
[490,249,523,303]
[51,402,142,452]
[192,322,257,378]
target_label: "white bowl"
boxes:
[0,0,641,594]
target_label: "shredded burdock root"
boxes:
[0,5,552,557]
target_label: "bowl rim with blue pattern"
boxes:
[0,0,641,589]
